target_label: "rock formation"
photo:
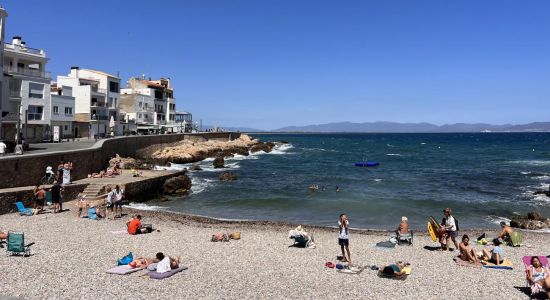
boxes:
[510,211,550,230]
[219,172,237,181]
[190,164,202,171]
[213,156,225,168]
[163,175,192,194]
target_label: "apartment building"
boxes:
[57,67,121,138]
[121,77,177,132]
[1,36,52,142]
[49,83,75,139]
[175,111,193,133]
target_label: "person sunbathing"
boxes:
[458,234,478,264]
[155,252,181,273]
[481,239,506,265]
[381,261,409,276]
[128,257,159,269]
[527,256,550,297]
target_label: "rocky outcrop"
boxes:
[190,164,202,171]
[219,172,237,181]
[137,134,273,164]
[213,156,225,168]
[510,211,550,230]
[163,175,192,194]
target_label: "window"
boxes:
[109,81,119,93]
[27,106,43,120]
[28,82,44,98]
[138,113,142,119]
[138,102,142,108]
[154,90,163,99]
[53,106,59,114]
[65,107,73,115]
[64,125,68,131]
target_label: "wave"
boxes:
[191,177,216,194]
[373,178,383,182]
[509,160,550,166]
[226,154,259,161]
[126,202,167,211]
[386,153,403,156]
[485,215,511,226]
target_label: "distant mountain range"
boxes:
[273,121,550,133]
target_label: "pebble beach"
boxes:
[0,203,548,300]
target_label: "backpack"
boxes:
[117,252,133,265]
[454,217,460,231]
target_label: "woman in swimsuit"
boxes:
[528,256,550,297]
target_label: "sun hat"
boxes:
[402,216,408,222]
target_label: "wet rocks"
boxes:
[190,164,202,171]
[213,156,225,168]
[510,211,550,230]
[250,142,274,153]
[163,175,192,194]
[219,172,237,181]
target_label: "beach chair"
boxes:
[6,232,34,256]
[15,202,32,216]
[522,255,549,294]
[290,233,313,248]
[397,231,414,245]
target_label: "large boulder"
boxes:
[219,172,237,181]
[190,164,202,171]
[213,156,225,168]
[527,211,544,220]
[250,142,274,153]
[109,155,140,169]
[163,175,192,194]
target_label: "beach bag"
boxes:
[509,231,522,247]
[211,233,229,242]
[117,252,133,266]
[454,217,460,231]
[229,232,241,240]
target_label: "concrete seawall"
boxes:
[0,132,239,189]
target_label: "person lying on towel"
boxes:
[480,239,506,265]
[381,261,409,276]
[127,215,153,235]
[155,252,181,273]
[128,256,159,269]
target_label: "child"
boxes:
[338,213,351,264]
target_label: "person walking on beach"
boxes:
[338,213,351,264]
[50,180,63,213]
[443,208,459,251]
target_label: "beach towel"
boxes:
[147,266,188,279]
[453,257,482,268]
[338,266,364,274]
[482,258,513,269]
[376,241,397,248]
[106,265,142,275]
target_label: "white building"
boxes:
[49,83,75,139]
[0,7,7,134]
[57,67,121,138]
[2,35,51,142]
[175,111,193,133]
[120,77,177,133]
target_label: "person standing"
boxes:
[112,185,124,218]
[0,140,6,156]
[50,181,64,213]
[443,208,459,251]
[338,213,352,265]
[33,184,46,215]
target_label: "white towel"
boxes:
[156,257,171,274]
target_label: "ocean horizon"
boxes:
[134,132,550,231]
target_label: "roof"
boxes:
[137,79,163,88]
[82,69,120,79]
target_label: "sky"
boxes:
[2,0,550,130]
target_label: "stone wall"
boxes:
[0,183,87,214]
[0,132,239,189]
[122,170,186,203]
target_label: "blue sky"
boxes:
[3,0,549,130]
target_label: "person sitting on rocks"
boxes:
[481,239,506,265]
[458,234,478,264]
[527,256,550,297]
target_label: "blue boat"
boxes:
[354,161,379,167]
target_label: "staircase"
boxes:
[81,183,109,202]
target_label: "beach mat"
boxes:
[453,257,482,268]
[482,258,513,270]
[106,265,142,275]
[147,266,188,279]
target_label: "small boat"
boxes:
[354,161,379,167]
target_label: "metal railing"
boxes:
[90,114,109,121]
[4,43,45,56]
[3,66,51,79]
[91,87,107,94]
[9,90,21,98]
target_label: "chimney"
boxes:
[70,66,79,77]
[12,36,21,45]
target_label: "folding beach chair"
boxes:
[396,231,414,245]
[290,233,314,248]
[522,255,549,294]
[15,202,32,216]
[6,231,34,256]
[45,191,52,207]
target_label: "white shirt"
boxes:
[114,189,124,201]
[0,142,6,154]
[156,257,171,273]
[338,220,349,239]
[445,216,457,232]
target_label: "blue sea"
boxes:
[133,133,550,230]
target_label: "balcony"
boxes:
[90,114,109,121]
[1,112,19,122]
[9,89,21,99]
[91,87,107,95]
[3,66,51,79]
[4,43,46,56]
[91,101,107,107]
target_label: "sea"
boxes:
[130,133,550,231]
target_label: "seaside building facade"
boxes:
[57,67,122,138]
[175,111,193,133]
[1,36,52,142]
[49,83,75,140]
[120,77,178,133]
[0,7,6,137]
